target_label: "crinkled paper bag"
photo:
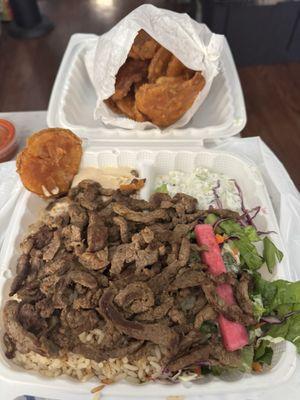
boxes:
[85,4,224,131]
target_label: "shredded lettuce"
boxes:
[263,237,284,273]
[155,183,168,193]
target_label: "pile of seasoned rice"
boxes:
[13,329,163,384]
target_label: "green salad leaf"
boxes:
[254,341,273,365]
[244,226,261,242]
[253,274,300,353]
[263,314,300,353]
[254,275,300,316]
[204,213,218,225]
[263,237,284,273]
[251,294,266,320]
[155,183,168,193]
[235,237,264,270]
[240,345,255,372]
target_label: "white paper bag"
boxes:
[84,4,224,131]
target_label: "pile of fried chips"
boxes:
[105,30,206,128]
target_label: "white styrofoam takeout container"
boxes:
[0,146,296,400]
[47,34,246,142]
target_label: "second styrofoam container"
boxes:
[47,34,246,141]
[0,146,296,400]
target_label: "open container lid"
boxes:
[47,33,246,143]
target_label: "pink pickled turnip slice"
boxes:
[218,314,249,351]
[194,224,226,276]
[216,283,235,305]
[195,224,249,351]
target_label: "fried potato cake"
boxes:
[129,29,159,60]
[17,128,82,198]
[112,58,149,101]
[147,46,172,83]
[135,72,205,127]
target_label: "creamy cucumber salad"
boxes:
[155,167,241,211]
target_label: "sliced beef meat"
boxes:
[9,254,30,296]
[178,237,190,266]
[113,203,170,224]
[148,192,173,208]
[35,298,55,318]
[113,190,151,211]
[16,282,43,303]
[235,272,254,316]
[18,303,47,334]
[68,269,98,290]
[110,242,138,275]
[73,288,103,310]
[99,289,178,350]
[79,249,109,271]
[87,212,108,252]
[168,307,186,325]
[148,261,181,295]
[68,203,88,229]
[177,330,208,353]
[41,254,72,277]
[62,224,81,243]
[194,305,217,328]
[40,274,60,295]
[3,332,16,359]
[136,295,174,321]
[114,282,154,313]
[113,216,130,243]
[42,230,61,261]
[135,245,159,274]
[27,225,54,250]
[173,193,198,214]
[20,237,34,255]
[70,180,102,211]
[73,340,143,362]
[210,344,241,367]
[169,270,205,291]
[3,301,56,356]
[167,345,211,372]
[61,308,100,335]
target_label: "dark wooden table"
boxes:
[1,0,299,188]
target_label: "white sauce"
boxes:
[155,167,241,211]
[72,166,136,189]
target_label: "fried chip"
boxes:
[115,93,146,122]
[17,128,82,198]
[104,98,122,114]
[147,46,172,83]
[112,58,149,101]
[129,29,159,60]
[166,55,193,79]
[135,72,205,127]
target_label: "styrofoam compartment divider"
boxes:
[47,34,246,141]
[0,147,296,400]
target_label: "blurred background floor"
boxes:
[0,0,299,188]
